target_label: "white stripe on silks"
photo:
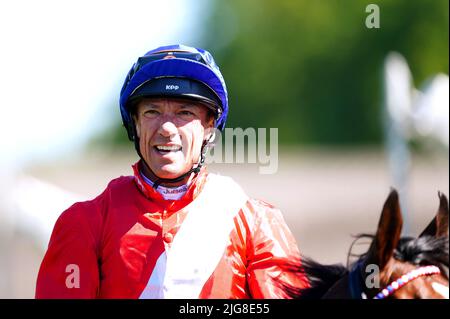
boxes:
[139,174,248,299]
[164,174,248,298]
[139,251,167,298]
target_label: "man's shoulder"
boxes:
[206,172,240,186]
[243,198,280,216]
[76,175,135,203]
[237,194,284,226]
[205,173,248,200]
[248,198,277,209]
[104,174,135,191]
[206,173,280,214]
[58,175,135,220]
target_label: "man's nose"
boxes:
[158,116,178,137]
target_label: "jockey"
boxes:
[35,44,309,298]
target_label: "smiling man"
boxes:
[35,44,309,298]
[134,97,214,186]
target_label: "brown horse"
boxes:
[281,189,449,299]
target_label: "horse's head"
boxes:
[362,190,449,299]
[278,189,449,299]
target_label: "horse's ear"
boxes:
[366,189,403,270]
[436,191,449,238]
[420,192,449,238]
[419,216,437,238]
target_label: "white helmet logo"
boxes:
[166,84,179,90]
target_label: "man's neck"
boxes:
[139,161,193,188]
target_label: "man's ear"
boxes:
[203,113,216,141]
[207,113,215,128]
[204,126,216,143]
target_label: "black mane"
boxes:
[281,234,449,299]
[354,234,449,274]
[395,235,449,276]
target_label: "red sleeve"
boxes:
[35,200,102,299]
[244,199,310,298]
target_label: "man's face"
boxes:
[134,97,214,180]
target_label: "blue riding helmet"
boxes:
[119,44,229,141]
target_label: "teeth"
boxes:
[156,145,181,151]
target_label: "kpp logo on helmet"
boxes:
[166,84,179,90]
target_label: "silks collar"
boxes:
[132,160,208,205]
[140,171,188,200]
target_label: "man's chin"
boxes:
[153,167,191,181]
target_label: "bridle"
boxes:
[348,260,441,299]
[372,265,441,299]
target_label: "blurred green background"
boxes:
[100,0,448,147]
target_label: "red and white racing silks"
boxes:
[35,161,309,298]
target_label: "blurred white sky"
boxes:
[0,0,211,169]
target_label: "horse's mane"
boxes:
[281,233,449,299]
[394,235,449,276]
[353,233,449,275]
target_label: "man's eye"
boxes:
[143,109,160,117]
[179,110,195,116]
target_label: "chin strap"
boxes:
[131,122,211,189]
[151,141,208,189]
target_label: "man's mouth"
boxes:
[154,145,182,153]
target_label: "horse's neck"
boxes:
[322,274,353,299]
